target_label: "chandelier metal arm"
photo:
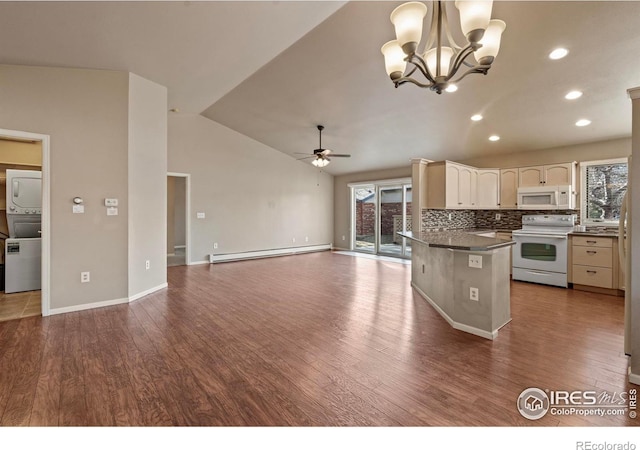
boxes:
[406,53,437,84]
[394,76,436,90]
[438,1,463,51]
[446,44,479,81]
[448,64,492,84]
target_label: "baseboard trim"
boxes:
[49,296,129,316]
[209,244,331,263]
[129,282,168,303]
[332,246,350,251]
[188,260,210,266]
[411,282,498,340]
[174,245,186,249]
[629,372,640,386]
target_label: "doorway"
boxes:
[350,178,412,259]
[0,128,50,320]
[167,173,190,267]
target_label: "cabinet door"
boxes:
[477,169,499,208]
[499,168,518,208]
[445,163,460,208]
[457,166,475,207]
[518,166,544,186]
[544,163,573,185]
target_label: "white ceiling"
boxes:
[2,1,640,176]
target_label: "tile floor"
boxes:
[0,290,41,322]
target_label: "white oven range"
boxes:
[512,214,576,288]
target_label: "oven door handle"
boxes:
[513,234,567,239]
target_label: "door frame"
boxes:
[167,172,191,266]
[0,128,50,316]
[349,177,411,258]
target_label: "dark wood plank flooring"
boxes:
[0,251,635,426]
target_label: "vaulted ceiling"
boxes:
[2,1,640,175]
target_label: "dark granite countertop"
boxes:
[399,231,515,251]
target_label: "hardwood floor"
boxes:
[0,251,635,426]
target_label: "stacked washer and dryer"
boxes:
[4,169,42,293]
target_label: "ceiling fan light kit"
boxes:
[381,0,506,94]
[297,125,351,168]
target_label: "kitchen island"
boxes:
[400,231,515,340]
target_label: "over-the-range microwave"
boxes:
[516,185,574,210]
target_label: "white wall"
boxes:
[128,73,168,297]
[459,137,631,168]
[168,114,333,263]
[0,64,130,309]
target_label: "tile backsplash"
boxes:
[422,209,580,232]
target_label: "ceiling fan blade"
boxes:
[293,152,311,155]
[328,154,351,157]
[296,156,315,161]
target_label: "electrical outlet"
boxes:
[292,237,296,243]
[81,271,90,283]
[213,242,218,249]
[448,213,452,221]
[305,236,309,242]
[342,235,346,241]
[145,260,150,270]
[470,287,479,301]
[495,213,501,221]
[468,254,483,269]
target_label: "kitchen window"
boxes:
[580,158,628,226]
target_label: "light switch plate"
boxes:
[73,204,85,214]
[105,198,118,207]
[197,212,205,219]
[107,207,118,216]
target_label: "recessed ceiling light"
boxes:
[549,48,569,60]
[471,114,483,121]
[576,119,591,127]
[489,135,500,142]
[445,84,458,93]
[565,90,583,100]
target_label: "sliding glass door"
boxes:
[353,185,376,253]
[351,180,412,258]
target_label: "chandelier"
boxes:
[381,1,506,94]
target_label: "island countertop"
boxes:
[399,230,515,251]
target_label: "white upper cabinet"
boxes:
[428,161,479,209]
[476,169,500,209]
[518,162,575,187]
[499,168,518,208]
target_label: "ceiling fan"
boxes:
[296,125,351,167]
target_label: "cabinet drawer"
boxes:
[572,246,613,268]
[572,236,613,248]
[572,265,613,288]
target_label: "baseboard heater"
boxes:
[209,244,331,263]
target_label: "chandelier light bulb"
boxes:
[455,0,493,42]
[390,1,428,53]
[474,19,506,64]
[445,84,458,93]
